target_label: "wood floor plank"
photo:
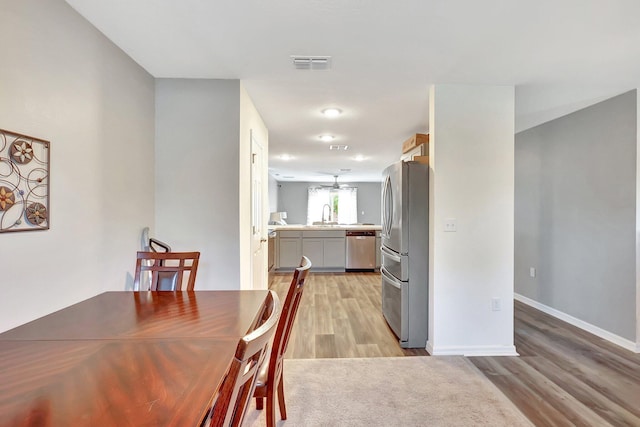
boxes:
[356,343,384,357]
[286,296,315,359]
[315,334,338,358]
[344,297,376,345]
[313,293,334,335]
[332,318,361,358]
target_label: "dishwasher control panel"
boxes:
[346,230,376,237]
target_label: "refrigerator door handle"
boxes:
[381,266,403,288]
[381,175,393,238]
[381,176,388,238]
[381,245,402,262]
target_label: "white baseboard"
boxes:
[426,340,434,355]
[515,293,639,354]
[426,341,518,357]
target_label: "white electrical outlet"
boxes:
[530,267,536,278]
[491,298,501,311]
[444,218,457,232]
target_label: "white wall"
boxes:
[0,0,155,332]
[239,85,269,290]
[427,85,516,356]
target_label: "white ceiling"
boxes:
[65,0,640,182]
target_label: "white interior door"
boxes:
[250,131,267,289]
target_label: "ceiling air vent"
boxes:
[291,56,332,70]
[329,144,349,151]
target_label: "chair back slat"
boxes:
[133,251,200,291]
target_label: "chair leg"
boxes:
[277,372,287,420]
[255,397,263,410]
[266,393,276,427]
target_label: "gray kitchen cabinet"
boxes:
[302,230,346,270]
[302,238,324,267]
[277,228,370,271]
[278,230,302,268]
[323,238,346,268]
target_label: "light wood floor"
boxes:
[269,272,428,358]
[270,271,640,426]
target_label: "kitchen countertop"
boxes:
[271,224,381,231]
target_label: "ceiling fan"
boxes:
[320,175,354,189]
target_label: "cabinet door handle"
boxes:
[260,238,267,243]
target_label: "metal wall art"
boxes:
[0,129,50,233]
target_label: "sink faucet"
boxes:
[321,204,332,223]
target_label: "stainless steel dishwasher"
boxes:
[345,230,376,271]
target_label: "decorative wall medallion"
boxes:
[0,186,15,211]
[25,202,47,225]
[0,129,50,233]
[11,140,34,164]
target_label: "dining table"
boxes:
[0,290,270,427]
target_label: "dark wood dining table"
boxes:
[0,290,269,427]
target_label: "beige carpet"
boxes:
[242,356,532,427]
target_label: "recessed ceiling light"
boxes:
[280,154,293,161]
[354,155,365,162]
[319,135,335,142]
[322,108,342,118]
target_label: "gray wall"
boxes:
[275,181,382,225]
[155,79,241,290]
[515,90,637,340]
[268,174,279,214]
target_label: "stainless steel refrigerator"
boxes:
[380,160,429,348]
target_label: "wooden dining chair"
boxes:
[253,256,312,427]
[203,290,281,427]
[133,251,200,291]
